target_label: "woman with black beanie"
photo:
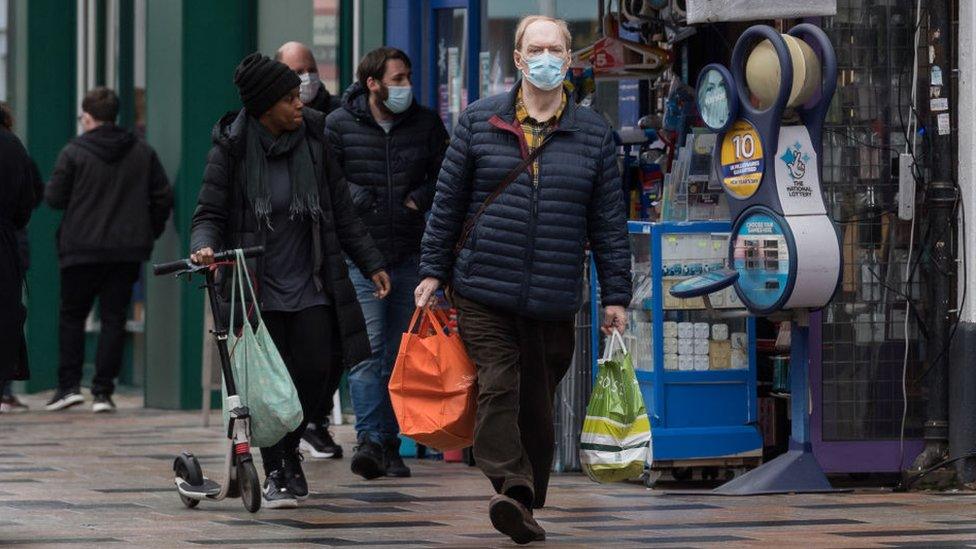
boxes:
[190,52,390,508]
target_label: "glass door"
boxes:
[427,0,480,134]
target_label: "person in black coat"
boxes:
[0,120,38,394]
[323,47,448,480]
[189,53,390,509]
[415,16,631,544]
[276,40,345,459]
[0,102,42,413]
[45,87,174,414]
[276,41,341,116]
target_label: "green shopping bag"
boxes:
[221,249,303,448]
[580,330,651,483]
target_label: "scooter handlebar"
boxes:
[152,246,265,276]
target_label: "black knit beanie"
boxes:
[233,52,301,117]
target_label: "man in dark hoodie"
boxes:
[325,47,448,480]
[45,87,173,413]
[276,41,341,116]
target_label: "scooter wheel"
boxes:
[174,452,203,509]
[238,460,261,513]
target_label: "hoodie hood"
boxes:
[74,124,136,163]
[340,82,417,124]
[212,109,249,154]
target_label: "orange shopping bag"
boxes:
[389,306,477,452]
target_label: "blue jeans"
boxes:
[347,255,420,446]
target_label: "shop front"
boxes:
[387,0,944,482]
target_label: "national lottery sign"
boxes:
[720,120,764,200]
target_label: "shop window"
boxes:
[480,1,599,97]
[435,7,468,133]
[313,0,340,96]
[258,0,341,96]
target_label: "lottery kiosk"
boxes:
[672,23,843,494]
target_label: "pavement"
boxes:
[3,392,976,548]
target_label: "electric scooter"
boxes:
[153,246,265,512]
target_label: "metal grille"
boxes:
[553,255,594,472]
[819,0,925,441]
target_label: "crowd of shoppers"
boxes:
[3,14,631,544]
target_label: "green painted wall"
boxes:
[360,0,385,55]
[17,0,77,393]
[144,0,185,409]
[257,0,313,56]
[144,0,256,409]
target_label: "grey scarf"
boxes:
[244,116,320,225]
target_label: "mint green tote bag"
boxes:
[222,249,304,448]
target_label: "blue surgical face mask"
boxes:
[383,85,413,114]
[521,51,567,91]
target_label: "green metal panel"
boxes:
[144,0,257,409]
[117,0,135,129]
[339,0,353,89]
[257,0,313,56]
[360,0,385,55]
[18,0,77,393]
[144,0,184,409]
[96,0,106,85]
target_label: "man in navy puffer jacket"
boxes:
[415,15,631,545]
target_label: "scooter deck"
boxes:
[176,477,221,498]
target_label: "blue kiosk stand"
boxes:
[672,24,843,494]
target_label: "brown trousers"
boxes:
[452,291,575,509]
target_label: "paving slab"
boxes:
[2,392,976,548]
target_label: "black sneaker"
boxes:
[384,441,412,478]
[92,394,116,413]
[350,440,386,480]
[300,423,343,459]
[45,388,85,411]
[283,450,308,500]
[262,469,298,509]
[488,494,546,545]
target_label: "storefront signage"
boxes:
[720,120,764,200]
[774,126,825,216]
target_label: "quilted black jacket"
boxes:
[325,83,449,265]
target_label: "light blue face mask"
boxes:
[522,52,567,91]
[383,86,413,114]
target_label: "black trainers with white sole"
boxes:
[262,469,298,509]
[300,423,343,459]
[92,395,117,413]
[45,388,85,411]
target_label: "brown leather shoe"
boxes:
[489,494,546,545]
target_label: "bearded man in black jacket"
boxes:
[45,87,173,414]
[324,47,448,480]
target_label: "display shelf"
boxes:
[593,221,763,468]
